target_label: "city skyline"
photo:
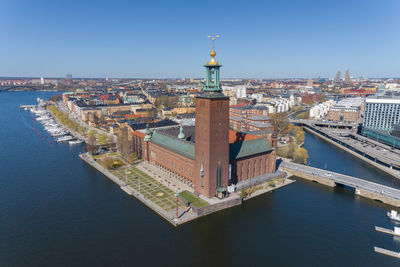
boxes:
[1,0,399,78]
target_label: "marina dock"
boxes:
[20,104,37,110]
[374,247,400,259]
[375,226,400,236]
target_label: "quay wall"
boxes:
[286,169,336,187]
[191,197,242,217]
[302,126,399,179]
[242,178,296,201]
[356,188,400,207]
[79,153,179,226]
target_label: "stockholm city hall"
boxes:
[136,40,277,199]
[193,41,230,197]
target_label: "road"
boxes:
[54,101,114,139]
[284,160,400,201]
[291,119,400,170]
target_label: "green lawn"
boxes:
[111,166,184,211]
[180,191,209,208]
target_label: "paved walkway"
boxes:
[136,161,194,193]
[112,166,186,211]
[80,153,193,225]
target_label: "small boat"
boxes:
[56,135,74,143]
[388,210,400,222]
[69,140,83,145]
[51,131,69,137]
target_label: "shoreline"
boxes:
[303,127,400,179]
[79,152,294,226]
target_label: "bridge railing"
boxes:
[282,160,400,200]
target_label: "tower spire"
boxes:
[204,34,222,92]
[206,34,220,66]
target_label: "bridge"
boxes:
[282,160,400,207]
[0,85,43,92]
[289,119,400,173]
[289,119,356,129]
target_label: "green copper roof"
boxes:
[229,138,273,161]
[150,131,195,159]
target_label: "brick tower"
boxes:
[194,38,229,198]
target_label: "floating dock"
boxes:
[375,226,400,236]
[374,246,400,259]
[20,105,36,109]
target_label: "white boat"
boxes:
[51,131,68,137]
[56,135,74,143]
[387,210,400,222]
[69,140,83,145]
[36,116,51,121]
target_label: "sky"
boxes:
[1,0,399,79]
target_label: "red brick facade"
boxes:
[147,142,195,183]
[193,95,230,198]
[230,151,276,183]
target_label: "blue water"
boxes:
[304,131,400,189]
[1,91,400,266]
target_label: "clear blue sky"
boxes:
[1,0,399,78]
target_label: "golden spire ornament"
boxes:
[207,34,220,66]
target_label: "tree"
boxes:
[295,129,305,144]
[154,95,178,110]
[126,152,137,164]
[288,124,296,135]
[296,110,310,120]
[287,140,296,158]
[88,130,97,140]
[294,147,308,164]
[101,157,124,169]
[270,112,289,137]
[49,93,63,102]
[117,127,133,158]
[97,134,109,145]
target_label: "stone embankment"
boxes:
[80,153,296,226]
[303,127,399,178]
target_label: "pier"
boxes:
[375,226,400,236]
[20,105,37,110]
[282,160,400,207]
[374,247,400,259]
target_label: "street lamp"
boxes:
[175,189,180,221]
[124,169,128,185]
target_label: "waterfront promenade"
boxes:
[80,151,295,226]
[283,160,400,207]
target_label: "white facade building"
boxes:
[249,93,263,103]
[221,85,247,98]
[309,100,336,120]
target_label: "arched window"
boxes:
[247,162,250,179]
[216,166,222,187]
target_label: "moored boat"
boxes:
[69,140,83,145]
[56,135,74,143]
[388,210,400,222]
